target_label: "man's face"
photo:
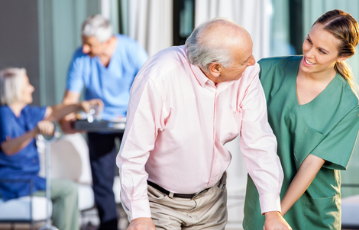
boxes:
[216,40,256,83]
[211,37,256,83]
[82,36,106,57]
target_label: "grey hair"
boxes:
[0,68,26,105]
[82,14,113,43]
[185,18,236,71]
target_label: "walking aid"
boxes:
[38,130,60,230]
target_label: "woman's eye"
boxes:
[319,49,327,54]
[306,38,312,44]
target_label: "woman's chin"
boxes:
[25,99,33,104]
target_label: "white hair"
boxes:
[185,18,238,71]
[0,68,26,105]
[82,14,113,43]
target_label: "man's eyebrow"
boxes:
[242,55,251,64]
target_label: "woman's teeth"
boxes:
[305,58,315,65]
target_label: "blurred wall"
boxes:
[0,0,41,105]
[38,0,101,106]
[0,0,103,106]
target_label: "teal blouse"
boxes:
[243,56,359,230]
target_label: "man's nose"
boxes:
[82,45,90,54]
[248,55,256,66]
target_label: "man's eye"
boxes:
[306,38,312,44]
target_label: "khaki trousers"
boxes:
[124,173,228,230]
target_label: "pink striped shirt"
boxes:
[117,45,283,220]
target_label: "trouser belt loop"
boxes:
[219,171,227,189]
[169,192,174,198]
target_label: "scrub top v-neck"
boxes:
[243,56,359,230]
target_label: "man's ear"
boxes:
[105,36,115,46]
[208,63,221,78]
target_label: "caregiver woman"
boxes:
[0,67,102,230]
[244,9,359,230]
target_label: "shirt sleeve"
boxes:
[310,106,359,170]
[24,106,47,131]
[66,49,85,93]
[116,76,166,220]
[239,67,283,214]
[0,106,46,144]
[0,110,13,143]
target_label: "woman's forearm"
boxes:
[281,154,325,216]
[45,103,82,121]
[1,129,37,156]
[45,99,102,122]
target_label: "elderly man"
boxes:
[60,15,148,230]
[117,19,291,230]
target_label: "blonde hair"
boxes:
[314,9,359,98]
[0,68,26,105]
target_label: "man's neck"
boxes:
[199,67,220,86]
[99,36,117,67]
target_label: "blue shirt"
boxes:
[0,106,47,201]
[67,34,148,120]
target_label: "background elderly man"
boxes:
[117,19,292,230]
[60,15,148,230]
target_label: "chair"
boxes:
[0,179,52,230]
[0,133,95,230]
[342,194,359,229]
[37,133,95,212]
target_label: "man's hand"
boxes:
[80,98,104,114]
[36,121,55,136]
[59,113,77,134]
[264,211,292,230]
[127,217,156,230]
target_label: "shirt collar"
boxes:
[181,45,209,87]
[190,64,210,87]
[184,46,237,90]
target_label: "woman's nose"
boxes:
[82,44,90,54]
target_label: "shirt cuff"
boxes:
[126,198,152,221]
[259,193,281,214]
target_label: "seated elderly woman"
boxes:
[0,68,102,230]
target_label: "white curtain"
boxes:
[195,0,273,227]
[195,0,272,60]
[127,0,173,57]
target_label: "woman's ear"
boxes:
[337,55,349,63]
[208,63,221,78]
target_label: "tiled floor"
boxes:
[81,205,129,230]
[81,204,244,230]
[1,205,357,230]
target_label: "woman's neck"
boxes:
[298,65,337,83]
[296,65,337,105]
[9,102,26,117]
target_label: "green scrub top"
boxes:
[243,56,359,230]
